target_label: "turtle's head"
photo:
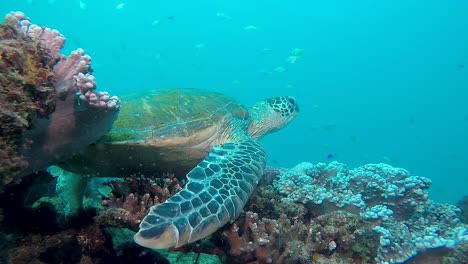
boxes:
[247,96,299,139]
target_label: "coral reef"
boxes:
[0,12,120,190]
[5,225,110,264]
[273,162,468,264]
[213,172,377,264]
[96,173,184,230]
[1,158,466,263]
[440,242,468,264]
[220,210,376,264]
[456,195,468,224]
[0,171,185,264]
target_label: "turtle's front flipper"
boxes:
[134,140,266,249]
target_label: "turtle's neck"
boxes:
[247,101,282,140]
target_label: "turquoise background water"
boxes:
[2,0,467,203]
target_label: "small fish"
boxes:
[261,48,272,53]
[273,66,286,73]
[286,48,305,64]
[327,154,334,159]
[244,25,259,31]
[259,69,272,76]
[311,104,320,112]
[79,0,87,10]
[216,12,231,20]
[195,43,205,49]
[348,135,358,144]
[286,56,299,64]
[291,48,305,56]
[382,156,394,165]
[151,20,161,27]
[321,122,337,132]
[116,3,125,10]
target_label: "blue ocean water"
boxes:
[2,0,467,204]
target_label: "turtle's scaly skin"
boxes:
[135,140,265,248]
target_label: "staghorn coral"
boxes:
[274,162,468,264]
[97,173,184,230]
[0,12,120,190]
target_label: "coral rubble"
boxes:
[0,12,120,190]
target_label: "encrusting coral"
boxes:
[0,12,56,181]
[0,12,120,190]
[272,162,468,264]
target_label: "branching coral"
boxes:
[209,170,377,264]
[222,211,311,264]
[220,210,376,264]
[97,174,184,230]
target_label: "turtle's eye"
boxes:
[266,96,299,118]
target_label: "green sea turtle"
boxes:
[60,88,299,249]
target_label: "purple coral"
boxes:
[0,12,120,185]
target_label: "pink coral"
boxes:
[0,12,121,181]
[7,11,65,58]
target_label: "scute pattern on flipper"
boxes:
[134,140,266,249]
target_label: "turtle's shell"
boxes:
[61,88,250,177]
[101,88,249,145]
